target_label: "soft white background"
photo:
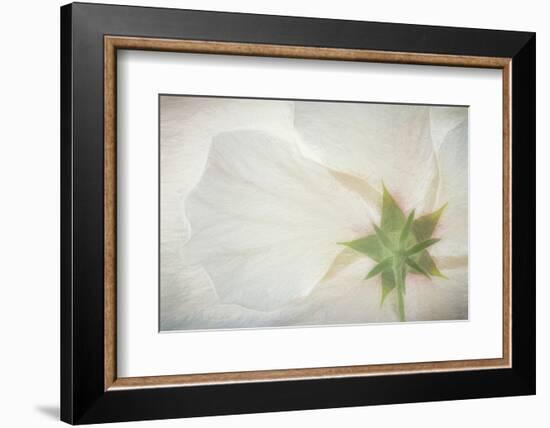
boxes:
[119,52,501,377]
[0,0,545,427]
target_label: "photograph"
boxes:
[52,2,536,424]
[160,96,469,331]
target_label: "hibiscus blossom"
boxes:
[160,97,468,330]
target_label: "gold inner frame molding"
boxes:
[104,35,512,391]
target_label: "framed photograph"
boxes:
[60,2,535,424]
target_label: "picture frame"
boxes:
[60,2,535,424]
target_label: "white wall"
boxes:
[0,0,545,426]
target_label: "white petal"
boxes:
[161,96,296,246]
[403,266,468,321]
[295,257,399,324]
[310,258,467,324]
[160,265,219,331]
[160,265,280,330]
[431,119,469,259]
[160,255,466,330]
[182,129,372,311]
[161,257,396,331]
[430,107,469,150]
[294,102,438,212]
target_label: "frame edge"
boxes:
[60,2,74,425]
[62,3,536,423]
[104,35,513,390]
[510,32,536,394]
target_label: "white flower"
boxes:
[160,97,468,330]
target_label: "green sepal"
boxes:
[373,224,394,252]
[413,203,447,241]
[417,251,447,279]
[400,210,415,246]
[339,235,384,261]
[411,205,447,279]
[405,257,431,279]
[366,256,393,279]
[380,270,396,306]
[405,238,440,256]
[338,186,449,320]
[381,185,405,232]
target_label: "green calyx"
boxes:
[339,186,447,322]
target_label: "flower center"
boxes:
[339,186,447,321]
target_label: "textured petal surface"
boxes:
[161,98,469,329]
[294,102,439,213]
[181,129,372,311]
[160,257,399,330]
[430,107,469,150]
[161,253,466,330]
[431,119,469,259]
[161,97,295,240]
[402,265,469,321]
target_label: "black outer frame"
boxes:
[60,2,536,424]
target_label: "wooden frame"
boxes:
[104,35,513,390]
[62,2,535,424]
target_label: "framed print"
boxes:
[60,2,536,424]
